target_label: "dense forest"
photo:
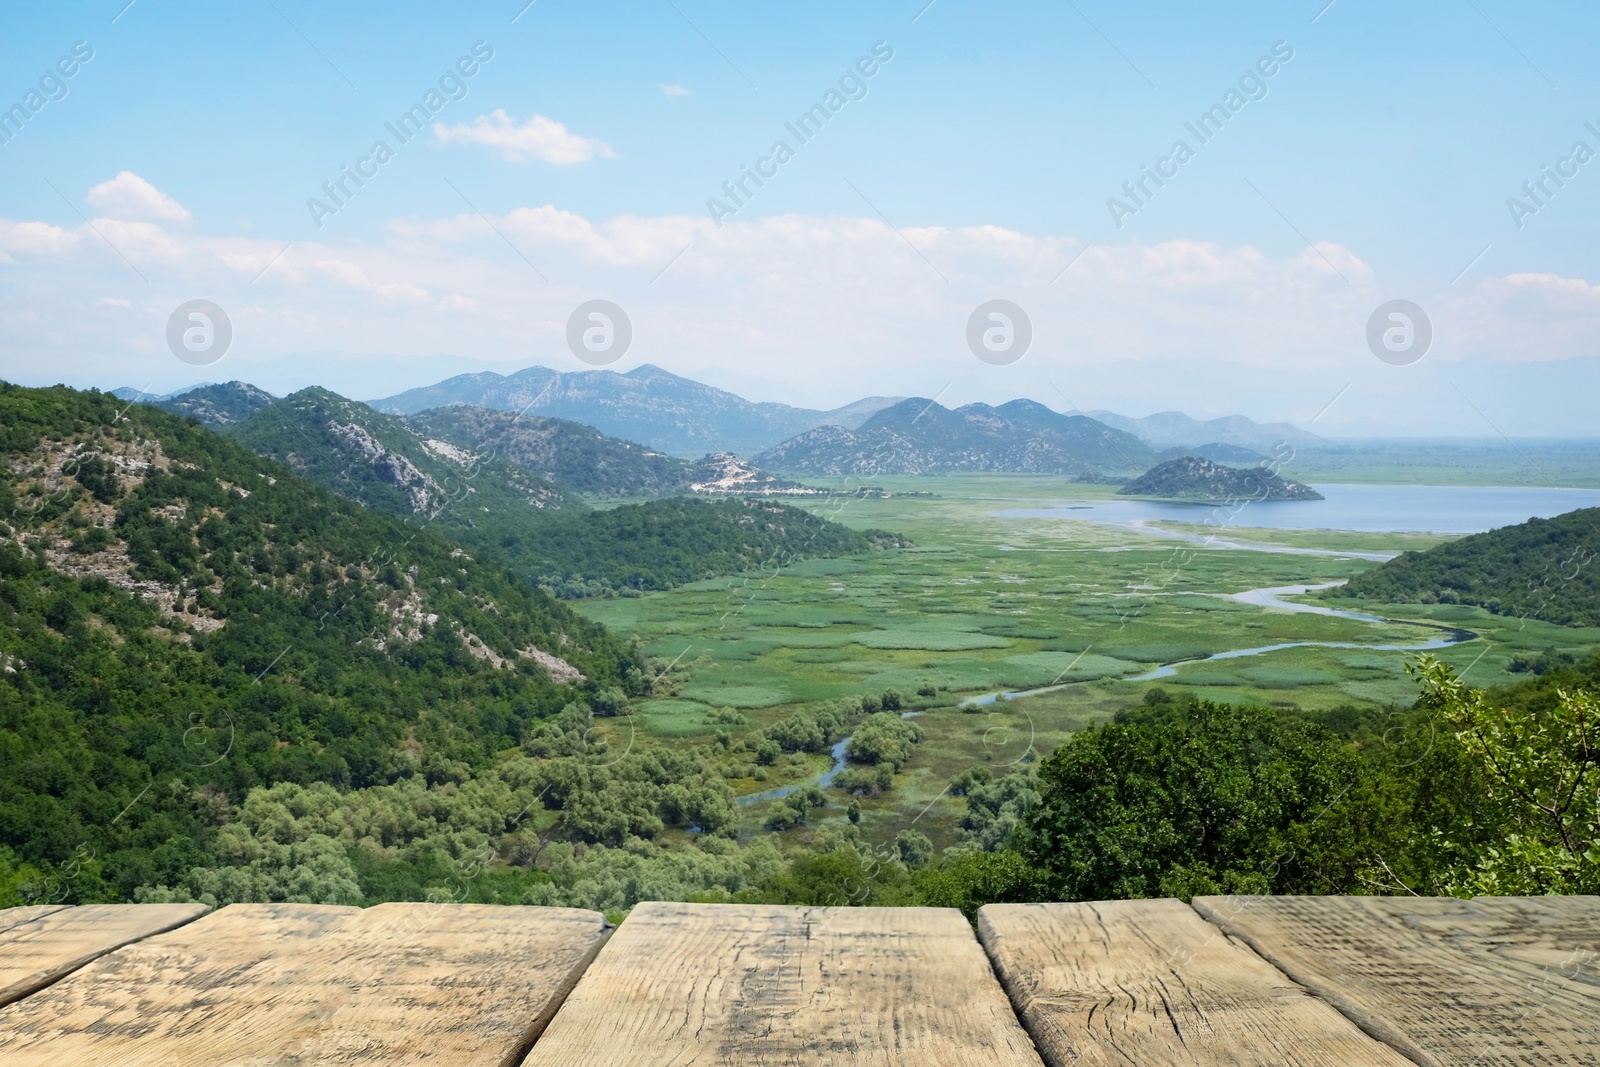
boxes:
[1339,507,1600,625]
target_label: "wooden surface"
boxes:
[2,896,1598,1064]
[979,899,1414,1067]
[0,906,67,938]
[522,901,1047,1067]
[1193,894,1600,1067]
[0,903,208,1007]
[0,901,610,1066]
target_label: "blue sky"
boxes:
[2,0,1597,435]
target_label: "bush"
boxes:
[894,829,933,869]
[1017,700,1380,901]
[845,712,923,770]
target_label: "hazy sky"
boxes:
[1,1,1596,435]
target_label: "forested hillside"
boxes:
[502,497,903,597]
[152,381,277,429]
[0,383,648,903]
[407,405,809,498]
[1338,507,1600,625]
[226,389,887,598]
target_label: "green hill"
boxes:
[1118,456,1323,501]
[406,405,810,499]
[1338,507,1600,625]
[230,387,572,527]
[0,383,643,903]
[227,390,892,597]
[406,405,690,496]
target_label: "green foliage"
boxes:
[1411,655,1599,894]
[0,384,640,903]
[1507,647,1577,675]
[404,406,700,497]
[1017,700,1380,900]
[845,712,924,769]
[1339,507,1600,625]
[894,829,933,869]
[911,849,1047,921]
[953,767,1039,851]
[230,389,899,600]
[515,497,898,596]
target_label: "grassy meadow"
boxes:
[574,475,1600,850]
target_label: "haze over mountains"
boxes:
[117,366,1320,469]
[368,364,904,459]
[755,398,1158,478]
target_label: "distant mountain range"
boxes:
[1159,443,1270,466]
[754,398,1158,477]
[1089,410,1319,452]
[112,368,1322,476]
[368,364,904,458]
[1118,456,1323,501]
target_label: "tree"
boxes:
[895,829,933,869]
[1017,700,1379,901]
[1411,655,1599,894]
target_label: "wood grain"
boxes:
[1192,895,1600,1067]
[0,903,209,1007]
[0,902,610,1066]
[978,899,1414,1067]
[522,901,1046,1066]
[0,906,68,939]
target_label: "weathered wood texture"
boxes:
[523,901,1047,1066]
[0,903,208,1007]
[979,899,1414,1067]
[0,906,67,938]
[1193,895,1600,1067]
[0,901,610,1066]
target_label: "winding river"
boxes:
[736,583,1476,804]
[962,580,1474,704]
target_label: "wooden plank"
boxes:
[0,906,68,939]
[522,901,1046,1067]
[0,903,209,1007]
[1192,895,1600,1067]
[978,899,1414,1067]
[0,902,610,1066]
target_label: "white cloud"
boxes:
[432,110,615,164]
[1,199,1597,434]
[97,297,132,308]
[86,171,191,223]
[660,84,691,98]
[314,258,430,303]
[0,220,80,257]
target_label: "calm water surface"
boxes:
[999,483,1600,535]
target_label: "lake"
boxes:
[997,483,1600,535]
